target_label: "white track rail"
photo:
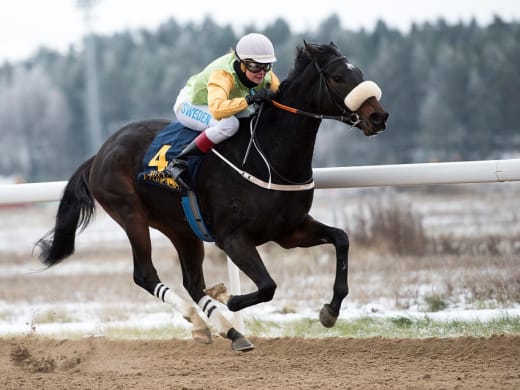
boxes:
[1,158,519,205]
[313,158,520,188]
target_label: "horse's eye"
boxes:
[331,75,343,83]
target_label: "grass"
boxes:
[31,310,75,324]
[6,315,520,340]
[96,315,520,339]
[423,294,448,312]
[245,315,520,339]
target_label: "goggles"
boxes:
[243,61,272,73]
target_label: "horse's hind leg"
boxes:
[102,205,211,343]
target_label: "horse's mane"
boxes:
[277,42,343,95]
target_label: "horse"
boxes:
[37,41,388,351]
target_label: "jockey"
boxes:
[165,33,280,185]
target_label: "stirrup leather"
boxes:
[164,159,191,190]
[165,159,188,179]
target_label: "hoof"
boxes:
[204,283,230,304]
[319,304,338,328]
[191,327,212,344]
[232,337,255,352]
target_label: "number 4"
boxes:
[148,145,171,171]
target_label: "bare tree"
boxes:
[0,66,70,179]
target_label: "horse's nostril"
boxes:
[370,112,389,127]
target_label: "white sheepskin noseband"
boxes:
[344,81,382,111]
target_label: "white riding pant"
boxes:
[173,87,244,144]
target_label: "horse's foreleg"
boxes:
[218,236,277,312]
[276,215,349,328]
[170,230,254,351]
[197,295,254,351]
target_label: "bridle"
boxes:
[226,49,374,190]
[270,53,362,127]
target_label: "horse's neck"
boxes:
[266,85,322,163]
[265,108,319,158]
[241,106,321,182]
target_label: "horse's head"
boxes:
[299,41,389,136]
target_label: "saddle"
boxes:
[137,121,201,193]
[137,121,215,242]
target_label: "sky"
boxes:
[1,0,519,62]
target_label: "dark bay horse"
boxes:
[37,42,388,351]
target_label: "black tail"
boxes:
[36,156,96,267]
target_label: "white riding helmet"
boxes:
[235,33,277,63]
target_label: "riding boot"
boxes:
[164,131,214,189]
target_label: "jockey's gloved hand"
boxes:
[245,88,275,105]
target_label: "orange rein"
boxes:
[271,100,299,114]
[270,99,360,124]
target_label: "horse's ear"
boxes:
[330,41,338,48]
[303,40,318,59]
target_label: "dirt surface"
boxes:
[2,335,519,389]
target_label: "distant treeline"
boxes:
[1,15,519,180]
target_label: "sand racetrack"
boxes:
[2,335,519,389]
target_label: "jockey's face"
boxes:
[242,60,271,85]
[245,68,268,84]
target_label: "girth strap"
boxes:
[181,191,215,242]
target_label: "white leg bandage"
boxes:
[198,295,234,337]
[154,283,209,340]
[154,283,195,319]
